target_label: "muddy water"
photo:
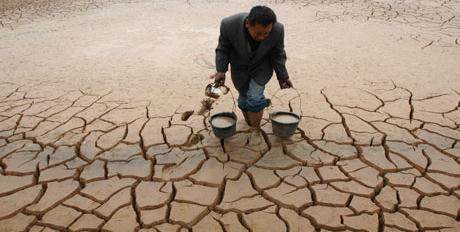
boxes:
[272,114,299,124]
[211,116,235,128]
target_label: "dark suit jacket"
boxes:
[215,13,289,92]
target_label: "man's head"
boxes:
[245,6,277,42]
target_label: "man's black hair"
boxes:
[247,6,277,26]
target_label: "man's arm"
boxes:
[211,20,231,86]
[215,20,231,73]
[271,24,289,81]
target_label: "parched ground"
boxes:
[0,0,459,231]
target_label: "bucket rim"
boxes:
[209,112,237,129]
[270,111,301,125]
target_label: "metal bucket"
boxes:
[209,112,237,139]
[270,111,301,138]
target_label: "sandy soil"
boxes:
[0,0,459,231]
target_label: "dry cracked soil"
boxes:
[0,0,459,231]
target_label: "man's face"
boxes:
[245,21,273,42]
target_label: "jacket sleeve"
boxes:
[215,20,231,73]
[271,24,289,80]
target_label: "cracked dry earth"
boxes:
[1,0,460,232]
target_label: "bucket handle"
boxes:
[227,86,237,113]
[269,87,304,117]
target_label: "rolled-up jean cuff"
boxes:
[238,97,267,112]
[237,97,248,112]
[246,99,267,112]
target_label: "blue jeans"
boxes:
[237,79,268,112]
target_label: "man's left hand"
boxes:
[279,79,293,89]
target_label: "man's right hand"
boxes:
[210,72,226,87]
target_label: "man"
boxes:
[210,5,293,142]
